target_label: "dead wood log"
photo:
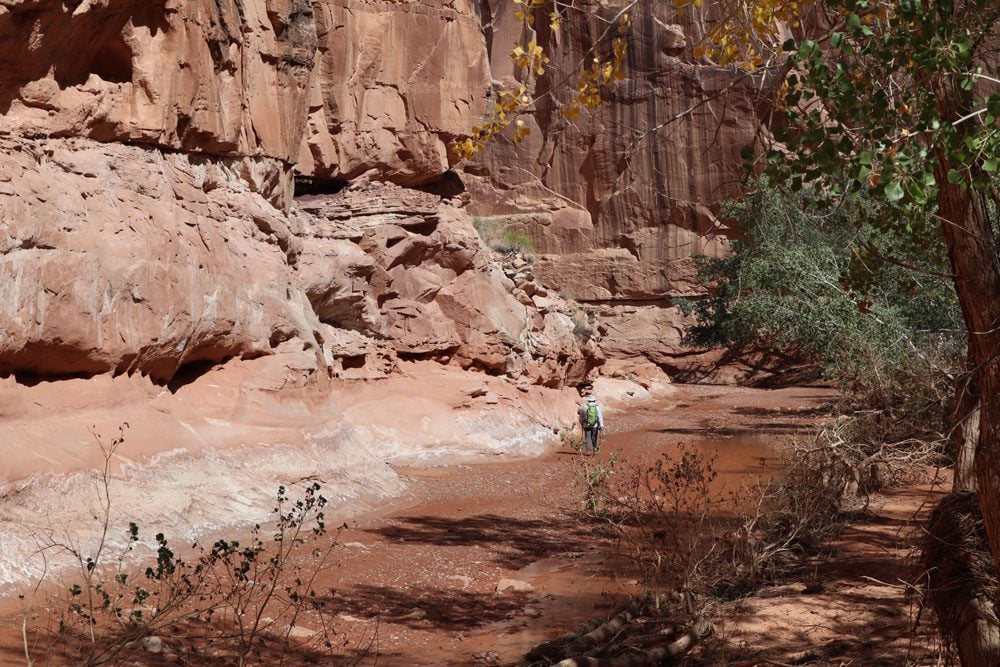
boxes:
[525,607,638,663]
[525,615,617,663]
[562,610,635,654]
[552,619,712,667]
[923,491,1000,666]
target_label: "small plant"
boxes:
[471,216,535,255]
[24,426,348,666]
[494,228,534,255]
[579,454,619,521]
[608,444,721,598]
[563,299,594,342]
[559,427,584,451]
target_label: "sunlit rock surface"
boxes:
[0,0,755,585]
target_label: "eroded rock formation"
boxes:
[296,180,601,385]
[0,137,319,382]
[0,0,760,582]
[0,0,316,206]
[464,0,762,374]
[298,0,490,185]
[468,1,755,298]
[0,0,599,392]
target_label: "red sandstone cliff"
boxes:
[0,0,751,581]
[463,0,763,377]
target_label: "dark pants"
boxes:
[583,427,600,455]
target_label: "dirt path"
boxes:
[714,480,949,666]
[313,384,837,665]
[0,384,948,665]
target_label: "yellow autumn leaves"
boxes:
[452,3,630,161]
[452,85,531,161]
[514,0,561,31]
[452,0,824,161]
[696,0,806,69]
[562,25,630,121]
[512,42,550,76]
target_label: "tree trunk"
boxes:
[936,172,1000,578]
[952,378,979,493]
[931,44,1000,582]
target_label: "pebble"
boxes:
[141,636,164,654]
[496,578,534,593]
[343,541,369,550]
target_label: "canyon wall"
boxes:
[0,0,756,579]
[464,0,762,377]
[0,0,601,396]
[0,0,611,578]
[298,0,489,185]
[0,0,764,394]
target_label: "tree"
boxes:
[457,0,1000,660]
[748,0,1000,563]
[683,180,962,417]
[690,1,1000,660]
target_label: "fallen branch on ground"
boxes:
[521,603,711,667]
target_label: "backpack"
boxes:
[584,403,598,428]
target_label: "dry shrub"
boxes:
[923,491,1000,664]
[20,427,362,667]
[30,483,343,667]
[605,444,721,600]
[583,439,854,609]
[809,412,943,498]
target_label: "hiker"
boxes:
[578,395,604,455]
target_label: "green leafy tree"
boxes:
[686,1,1000,660]
[745,0,1000,572]
[683,183,962,413]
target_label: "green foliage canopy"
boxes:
[681,183,964,392]
[766,0,1000,218]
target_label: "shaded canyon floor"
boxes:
[1,384,947,665]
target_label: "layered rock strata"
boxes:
[464,0,761,373]
[0,137,319,382]
[468,1,755,299]
[0,132,599,446]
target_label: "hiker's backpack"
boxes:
[584,404,598,428]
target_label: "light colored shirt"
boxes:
[578,402,604,429]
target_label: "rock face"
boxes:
[0,0,317,206]
[462,1,761,373]
[0,0,756,386]
[0,136,319,382]
[297,0,490,185]
[0,0,596,390]
[467,2,755,301]
[296,181,601,386]
[0,133,598,386]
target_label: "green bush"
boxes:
[679,181,962,416]
[472,216,535,255]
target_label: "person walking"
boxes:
[578,395,605,455]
